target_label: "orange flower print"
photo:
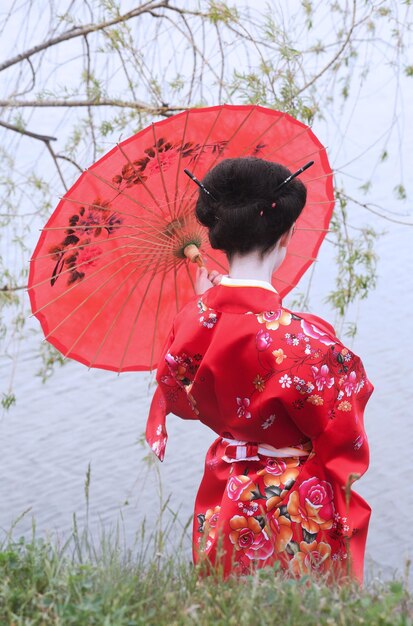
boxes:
[307,394,324,406]
[229,515,274,560]
[204,506,221,539]
[257,309,292,331]
[226,475,256,502]
[258,458,300,488]
[338,400,352,411]
[287,477,334,534]
[268,509,293,552]
[272,348,287,364]
[253,374,265,392]
[290,540,332,576]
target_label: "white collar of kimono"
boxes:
[221,275,278,294]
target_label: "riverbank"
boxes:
[1,531,411,626]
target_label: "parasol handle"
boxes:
[183,243,204,268]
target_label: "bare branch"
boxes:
[341,193,413,226]
[0,119,56,142]
[0,120,67,190]
[0,1,171,73]
[294,0,361,97]
[1,285,27,292]
[56,154,83,174]
[0,99,186,115]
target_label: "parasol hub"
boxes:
[183,243,204,267]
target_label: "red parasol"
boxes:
[28,104,334,372]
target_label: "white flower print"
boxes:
[353,434,364,450]
[236,397,252,419]
[202,312,217,329]
[238,501,259,516]
[279,374,292,388]
[356,379,365,392]
[262,414,276,429]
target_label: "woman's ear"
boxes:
[278,224,295,248]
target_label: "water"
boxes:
[1,217,412,582]
[1,0,412,583]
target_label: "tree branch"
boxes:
[0,120,67,190]
[0,99,186,115]
[294,0,359,97]
[0,119,56,142]
[0,0,170,73]
[1,285,27,292]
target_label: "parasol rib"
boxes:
[172,109,190,219]
[149,265,169,370]
[30,250,142,315]
[42,260,136,342]
[88,254,185,370]
[181,105,258,214]
[116,142,167,214]
[117,254,166,372]
[61,195,167,230]
[150,122,172,217]
[85,167,166,219]
[178,106,224,203]
[63,264,142,360]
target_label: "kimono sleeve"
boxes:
[274,331,374,582]
[145,316,201,461]
[145,324,175,462]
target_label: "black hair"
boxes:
[195,157,307,259]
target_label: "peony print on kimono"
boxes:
[287,476,335,535]
[229,515,274,560]
[226,474,260,502]
[290,540,332,576]
[311,365,334,392]
[300,319,336,346]
[256,309,292,331]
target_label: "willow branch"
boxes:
[0,99,186,115]
[1,285,27,292]
[0,120,67,190]
[0,119,56,142]
[56,154,83,173]
[294,0,358,97]
[342,193,413,226]
[0,1,171,73]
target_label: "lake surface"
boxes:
[1,215,412,583]
[1,0,412,584]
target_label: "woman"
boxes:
[146,157,373,582]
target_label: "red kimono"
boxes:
[146,276,373,582]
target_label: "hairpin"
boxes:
[259,161,314,217]
[184,168,217,200]
[274,160,314,193]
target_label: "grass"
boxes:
[1,464,411,625]
[0,518,411,626]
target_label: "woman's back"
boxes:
[147,275,373,581]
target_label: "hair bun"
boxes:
[194,157,307,258]
[195,196,218,228]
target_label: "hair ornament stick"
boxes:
[274,160,315,194]
[184,168,217,201]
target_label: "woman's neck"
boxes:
[228,247,284,283]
